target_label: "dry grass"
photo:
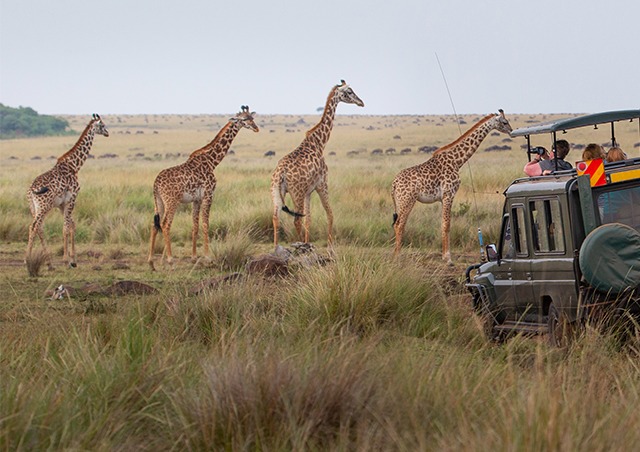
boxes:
[1,112,640,449]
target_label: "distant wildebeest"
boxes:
[264,150,276,157]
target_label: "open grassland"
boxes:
[2,113,640,450]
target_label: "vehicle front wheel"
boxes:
[548,302,575,347]
[475,295,503,343]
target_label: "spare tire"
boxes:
[579,223,640,294]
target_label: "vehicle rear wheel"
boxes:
[548,302,575,347]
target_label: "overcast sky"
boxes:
[1,0,638,116]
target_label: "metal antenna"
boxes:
[435,53,484,260]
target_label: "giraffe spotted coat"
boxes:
[148,106,258,270]
[26,114,109,268]
[270,80,364,246]
[392,110,512,262]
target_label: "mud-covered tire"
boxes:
[548,302,577,347]
[579,223,640,294]
[475,295,502,343]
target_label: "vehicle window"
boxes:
[529,198,565,253]
[512,206,528,256]
[597,186,640,232]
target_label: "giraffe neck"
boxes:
[434,114,495,169]
[56,121,96,173]
[303,86,340,151]
[189,121,240,167]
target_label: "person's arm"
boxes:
[524,160,543,176]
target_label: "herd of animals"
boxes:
[24,80,513,271]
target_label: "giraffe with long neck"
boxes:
[392,110,512,262]
[26,114,109,268]
[271,80,364,246]
[148,106,259,270]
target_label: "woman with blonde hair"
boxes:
[606,146,627,162]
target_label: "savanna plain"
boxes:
[2,112,640,450]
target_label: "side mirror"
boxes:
[486,244,499,262]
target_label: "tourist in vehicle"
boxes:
[606,146,627,162]
[581,143,605,161]
[523,139,572,176]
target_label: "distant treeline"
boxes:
[0,104,71,139]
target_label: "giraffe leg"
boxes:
[393,197,417,256]
[291,194,305,242]
[148,195,164,271]
[272,206,281,246]
[302,194,312,243]
[271,183,284,247]
[201,196,214,259]
[161,204,178,267]
[26,215,46,261]
[191,201,202,262]
[148,221,160,271]
[441,196,454,264]
[68,217,77,268]
[26,219,39,262]
[316,185,334,245]
[62,199,78,267]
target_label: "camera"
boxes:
[527,146,547,156]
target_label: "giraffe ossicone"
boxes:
[391,110,513,262]
[147,106,259,271]
[270,80,364,246]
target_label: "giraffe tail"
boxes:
[282,205,304,218]
[392,213,398,226]
[33,186,49,195]
[153,213,162,232]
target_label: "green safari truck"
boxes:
[465,109,640,345]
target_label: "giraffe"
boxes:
[25,114,109,269]
[270,80,364,246]
[392,110,512,262]
[148,106,259,270]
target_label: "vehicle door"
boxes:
[493,201,535,320]
[528,197,576,320]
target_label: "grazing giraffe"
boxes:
[271,80,364,246]
[392,110,512,262]
[148,106,259,270]
[26,114,109,269]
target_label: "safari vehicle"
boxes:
[465,109,640,345]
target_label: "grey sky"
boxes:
[1,0,638,115]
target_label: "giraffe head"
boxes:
[335,80,365,107]
[230,105,259,132]
[91,114,109,137]
[492,109,512,135]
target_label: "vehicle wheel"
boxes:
[476,297,502,343]
[548,302,575,347]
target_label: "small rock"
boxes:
[245,254,289,277]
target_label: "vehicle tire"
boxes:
[579,223,640,294]
[476,296,502,343]
[548,302,575,347]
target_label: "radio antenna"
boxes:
[435,52,484,261]
[435,53,462,136]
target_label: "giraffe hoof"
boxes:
[69,262,77,268]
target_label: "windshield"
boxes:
[596,184,640,232]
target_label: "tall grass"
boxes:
[4,250,640,449]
